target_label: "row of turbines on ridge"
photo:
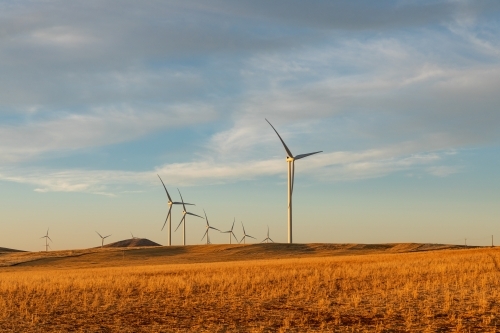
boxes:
[156,118,321,247]
[40,119,321,250]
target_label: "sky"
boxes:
[1,0,499,251]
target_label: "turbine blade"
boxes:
[231,232,238,243]
[239,236,245,244]
[96,231,103,238]
[203,209,209,225]
[241,222,246,234]
[161,206,172,231]
[270,238,274,243]
[157,174,173,202]
[201,229,208,241]
[231,218,235,231]
[47,236,53,242]
[175,216,185,232]
[172,202,195,206]
[210,227,220,231]
[187,212,204,219]
[294,151,322,160]
[104,235,111,238]
[248,235,256,240]
[177,188,186,211]
[265,119,294,158]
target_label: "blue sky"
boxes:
[1,0,499,251]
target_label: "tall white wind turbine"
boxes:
[239,222,256,244]
[261,226,274,243]
[175,189,204,246]
[158,175,194,246]
[221,218,238,244]
[40,228,52,252]
[201,209,220,244]
[265,119,322,244]
[96,231,111,247]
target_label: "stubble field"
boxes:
[1,244,499,332]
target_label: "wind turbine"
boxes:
[265,119,322,244]
[175,188,204,245]
[96,231,111,248]
[158,175,194,246]
[201,209,220,244]
[130,232,138,239]
[221,218,238,244]
[239,222,256,244]
[40,228,52,252]
[261,226,274,243]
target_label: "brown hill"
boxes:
[0,247,24,253]
[103,238,161,248]
[0,242,478,269]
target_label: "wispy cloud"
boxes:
[0,142,456,194]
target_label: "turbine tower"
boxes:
[261,226,274,243]
[175,188,204,246]
[221,218,238,244]
[201,209,220,244]
[40,228,52,252]
[96,231,111,247]
[239,222,256,244]
[265,119,322,244]
[158,175,194,246]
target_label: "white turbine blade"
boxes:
[187,212,204,219]
[209,226,220,231]
[161,205,172,231]
[104,235,111,239]
[241,222,246,234]
[231,218,235,231]
[157,174,173,202]
[231,232,238,243]
[248,235,256,240]
[177,188,187,211]
[172,202,195,206]
[175,216,185,232]
[47,236,53,242]
[96,231,103,238]
[265,118,294,158]
[294,151,322,160]
[201,229,208,241]
[203,209,209,225]
[239,236,245,244]
[270,238,274,243]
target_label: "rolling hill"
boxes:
[0,242,474,269]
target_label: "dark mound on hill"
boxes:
[103,238,161,248]
[0,247,25,253]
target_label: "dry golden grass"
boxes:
[1,245,500,332]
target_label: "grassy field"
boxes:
[0,244,499,332]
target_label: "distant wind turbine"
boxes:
[239,222,256,244]
[221,218,238,244]
[265,119,322,244]
[261,226,274,243]
[40,228,52,252]
[175,189,204,246]
[96,231,111,248]
[130,232,138,239]
[201,209,220,244]
[158,175,194,246]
